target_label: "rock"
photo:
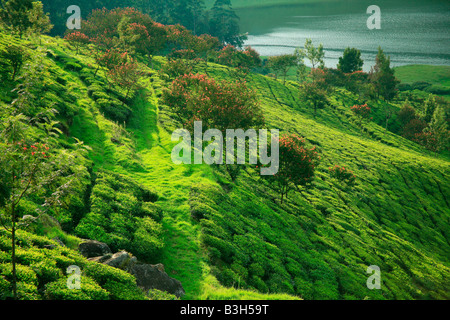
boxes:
[129,263,185,298]
[78,240,112,258]
[88,254,112,264]
[103,251,137,270]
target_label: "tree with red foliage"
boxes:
[263,134,320,204]
[162,73,264,132]
[351,104,372,127]
[109,58,142,99]
[329,165,356,188]
[64,32,90,54]
[94,48,128,78]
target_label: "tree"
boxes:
[208,0,246,47]
[161,73,264,180]
[294,48,308,83]
[0,94,89,299]
[267,54,297,84]
[351,104,372,127]
[0,0,33,38]
[109,58,143,99]
[300,80,329,117]
[27,1,53,39]
[398,100,416,127]
[424,104,449,154]
[337,47,364,73]
[370,47,399,101]
[296,38,325,69]
[263,134,320,204]
[171,0,206,35]
[94,48,128,78]
[369,47,399,129]
[0,44,29,81]
[162,73,264,132]
[64,31,90,54]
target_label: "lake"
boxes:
[237,0,450,71]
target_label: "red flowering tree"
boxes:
[329,165,356,188]
[162,73,264,132]
[109,58,143,99]
[64,32,90,54]
[119,20,167,65]
[94,48,128,77]
[162,73,264,180]
[263,134,320,203]
[217,45,262,71]
[351,104,372,127]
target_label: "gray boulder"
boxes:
[130,263,185,298]
[78,240,112,258]
[103,251,137,270]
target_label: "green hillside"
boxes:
[0,27,449,301]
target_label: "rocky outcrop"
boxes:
[78,240,185,298]
[78,240,112,258]
[129,263,185,298]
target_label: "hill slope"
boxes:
[0,32,449,300]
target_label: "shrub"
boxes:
[97,98,131,123]
[140,202,163,221]
[63,61,83,72]
[411,81,431,91]
[84,261,146,300]
[44,276,109,300]
[328,165,356,187]
[75,171,164,261]
[159,58,193,81]
[147,289,179,300]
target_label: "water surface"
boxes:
[238,0,450,70]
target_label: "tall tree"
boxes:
[337,47,363,73]
[0,0,33,38]
[425,104,449,154]
[267,54,297,84]
[296,38,325,69]
[27,1,53,38]
[208,0,246,47]
[369,47,399,129]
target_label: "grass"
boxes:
[394,65,450,87]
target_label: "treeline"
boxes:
[39,0,245,46]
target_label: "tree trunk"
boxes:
[11,201,17,300]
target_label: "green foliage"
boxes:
[0,0,33,38]
[44,276,110,300]
[147,288,179,300]
[0,44,29,81]
[75,170,163,262]
[266,54,297,84]
[296,38,325,69]
[338,47,364,74]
